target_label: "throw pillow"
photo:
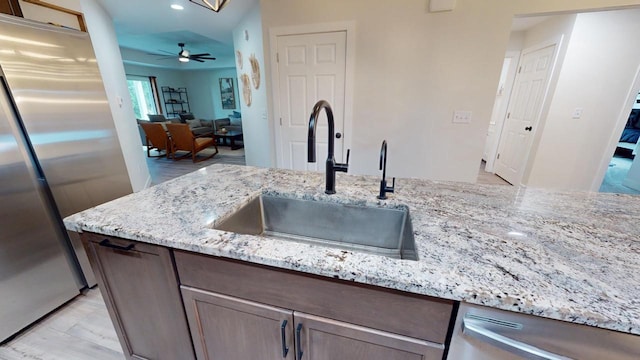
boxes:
[233,111,241,118]
[229,116,242,126]
[186,119,201,129]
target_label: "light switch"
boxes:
[572,108,583,119]
[453,110,472,124]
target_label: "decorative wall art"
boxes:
[219,78,236,109]
[249,53,260,90]
[240,74,252,107]
[235,50,243,69]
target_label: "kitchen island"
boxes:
[64,164,640,358]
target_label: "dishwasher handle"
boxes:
[463,316,573,360]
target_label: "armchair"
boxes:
[140,122,171,158]
[166,123,218,163]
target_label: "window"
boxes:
[127,76,159,120]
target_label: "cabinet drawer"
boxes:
[174,250,454,344]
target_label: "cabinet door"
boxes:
[294,312,444,360]
[181,286,295,360]
[84,234,195,360]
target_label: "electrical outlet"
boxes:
[453,110,472,124]
[572,107,583,119]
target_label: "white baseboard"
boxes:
[143,175,153,190]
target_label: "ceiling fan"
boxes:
[151,43,216,63]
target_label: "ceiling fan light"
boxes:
[188,0,229,12]
[179,57,189,63]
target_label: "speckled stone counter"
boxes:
[64,164,640,336]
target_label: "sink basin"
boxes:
[214,195,418,260]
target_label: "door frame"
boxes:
[484,50,521,173]
[591,64,640,191]
[495,36,564,186]
[269,21,356,168]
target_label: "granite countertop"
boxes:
[64,164,640,336]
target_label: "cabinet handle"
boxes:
[280,320,289,358]
[295,323,303,360]
[99,239,135,251]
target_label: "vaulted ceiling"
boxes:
[96,0,259,70]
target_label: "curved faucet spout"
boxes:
[378,140,395,200]
[379,140,387,180]
[307,100,335,163]
[307,100,349,194]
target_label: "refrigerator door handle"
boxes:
[99,239,135,251]
[462,316,572,360]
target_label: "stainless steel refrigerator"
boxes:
[0,15,132,342]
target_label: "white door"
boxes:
[494,44,557,185]
[276,31,347,171]
[483,51,520,173]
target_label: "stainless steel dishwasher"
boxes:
[447,303,640,359]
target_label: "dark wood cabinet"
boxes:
[0,0,23,16]
[181,286,443,360]
[182,287,295,360]
[296,312,443,360]
[82,235,453,360]
[83,233,195,360]
[176,251,451,360]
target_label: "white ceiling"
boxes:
[95,0,259,70]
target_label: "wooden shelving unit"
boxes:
[161,86,190,118]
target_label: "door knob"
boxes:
[335,132,342,139]
[524,126,532,131]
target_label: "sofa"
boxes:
[213,111,243,133]
[145,114,214,137]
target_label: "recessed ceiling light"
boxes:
[171,4,184,10]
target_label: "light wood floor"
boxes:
[476,160,511,186]
[146,146,246,185]
[0,288,124,360]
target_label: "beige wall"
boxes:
[184,67,240,120]
[526,8,640,190]
[261,0,640,183]
[79,0,151,191]
[235,4,272,168]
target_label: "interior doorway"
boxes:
[493,42,558,185]
[274,30,347,171]
[481,9,640,193]
[598,93,640,195]
[482,51,520,173]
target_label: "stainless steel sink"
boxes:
[214,195,418,260]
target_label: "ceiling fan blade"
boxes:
[193,56,216,60]
[191,58,205,63]
[157,49,175,55]
[190,53,211,57]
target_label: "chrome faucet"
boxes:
[307,100,350,194]
[378,140,395,200]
